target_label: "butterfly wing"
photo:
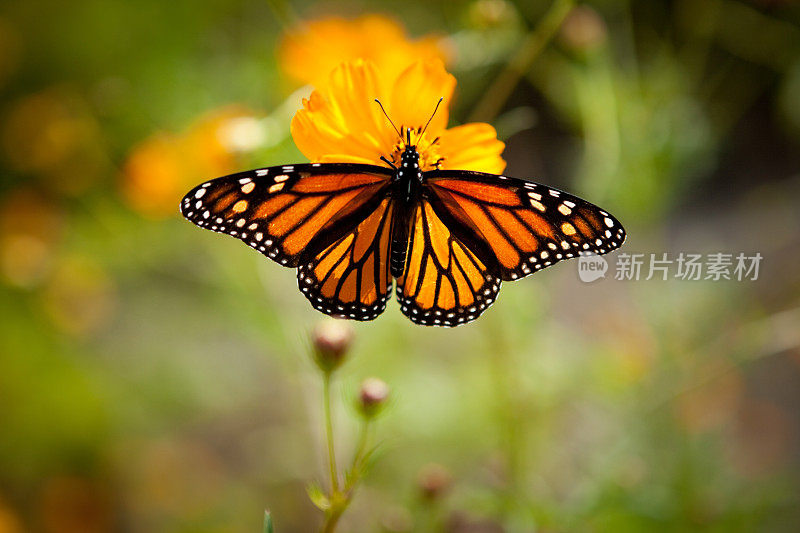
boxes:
[423,169,626,281]
[180,163,392,267]
[297,198,394,320]
[395,200,501,327]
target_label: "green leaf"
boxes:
[263,510,274,533]
[358,442,383,472]
[306,482,331,511]
[344,465,361,488]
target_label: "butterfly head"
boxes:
[400,141,421,166]
[375,98,445,172]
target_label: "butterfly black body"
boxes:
[388,138,425,278]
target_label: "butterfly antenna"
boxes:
[374,99,402,140]
[419,97,444,139]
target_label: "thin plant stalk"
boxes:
[469,0,575,123]
[320,419,373,533]
[322,506,344,533]
[322,372,339,494]
[349,423,370,478]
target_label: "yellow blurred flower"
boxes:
[0,188,63,288]
[38,476,112,533]
[291,60,506,174]
[0,497,22,533]
[1,87,107,195]
[278,14,450,89]
[121,106,257,218]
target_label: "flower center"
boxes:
[387,127,444,172]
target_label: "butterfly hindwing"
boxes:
[396,201,501,327]
[424,169,626,281]
[180,163,392,267]
[297,198,394,320]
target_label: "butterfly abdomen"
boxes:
[389,180,414,278]
[389,145,424,278]
[390,209,410,278]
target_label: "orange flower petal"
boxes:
[291,60,397,165]
[437,123,507,174]
[390,60,455,136]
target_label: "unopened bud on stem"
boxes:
[311,319,353,373]
[358,377,390,419]
[559,5,608,55]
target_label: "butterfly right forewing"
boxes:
[424,169,626,281]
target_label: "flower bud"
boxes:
[467,0,518,30]
[559,6,608,55]
[358,377,390,419]
[311,319,353,373]
[417,463,452,501]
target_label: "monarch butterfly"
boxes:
[180,101,625,327]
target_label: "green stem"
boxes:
[321,421,372,532]
[468,0,575,123]
[346,422,371,490]
[322,372,339,494]
[322,507,344,533]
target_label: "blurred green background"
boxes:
[1,0,800,531]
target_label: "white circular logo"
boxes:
[578,253,608,282]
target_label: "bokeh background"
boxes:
[1,0,800,531]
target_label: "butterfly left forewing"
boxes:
[424,169,626,281]
[180,163,392,267]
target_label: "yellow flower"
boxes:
[121,106,255,217]
[1,87,107,195]
[278,14,450,89]
[121,132,187,217]
[0,188,63,288]
[291,59,506,174]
